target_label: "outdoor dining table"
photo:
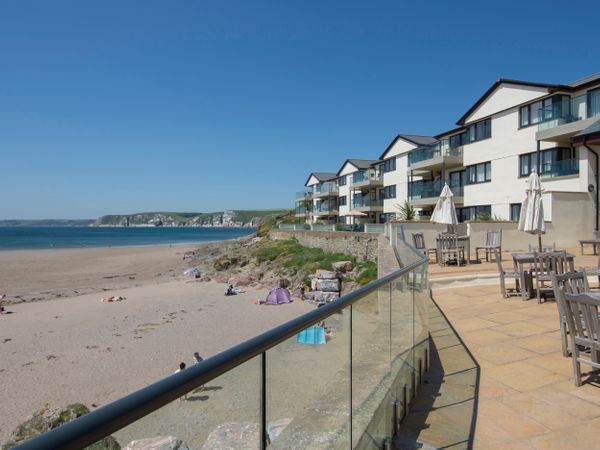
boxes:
[436,235,471,266]
[511,251,575,300]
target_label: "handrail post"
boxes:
[261,352,267,450]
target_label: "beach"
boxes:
[0,244,312,443]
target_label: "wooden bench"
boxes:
[579,239,600,255]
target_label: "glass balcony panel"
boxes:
[352,169,382,185]
[541,158,579,178]
[537,93,592,131]
[106,357,261,449]
[266,309,350,449]
[408,180,443,200]
[314,182,339,196]
[296,190,312,200]
[352,196,383,209]
[408,141,463,166]
[351,287,392,447]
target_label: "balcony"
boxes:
[541,158,579,179]
[351,169,383,189]
[313,182,339,198]
[409,180,464,206]
[351,196,383,212]
[295,206,309,217]
[295,190,313,201]
[536,93,600,142]
[313,202,338,216]
[408,140,464,171]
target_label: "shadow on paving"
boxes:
[395,294,480,450]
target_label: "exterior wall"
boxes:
[466,83,549,123]
[270,230,379,262]
[382,139,416,216]
[338,162,359,224]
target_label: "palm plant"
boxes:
[396,200,417,221]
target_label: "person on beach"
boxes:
[225,285,244,296]
[174,362,188,399]
[0,294,6,314]
[193,352,203,364]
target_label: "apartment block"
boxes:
[298,72,600,237]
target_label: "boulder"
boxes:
[2,404,120,450]
[312,291,340,303]
[201,422,259,450]
[313,278,340,292]
[124,436,189,450]
[332,261,353,273]
[313,270,337,279]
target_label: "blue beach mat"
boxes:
[296,326,326,345]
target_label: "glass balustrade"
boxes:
[408,180,443,200]
[314,202,337,213]
[314,182,339,196]
[16,233,437,450]
[538,93,600,131]
[541,158,579,178]
[352,196,383,209]
[408,140,463,166]
[295,190,313,200]
[352,169,382,185]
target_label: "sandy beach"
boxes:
[0,244,312,444]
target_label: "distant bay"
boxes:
[0,227,255,250]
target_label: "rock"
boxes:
[2,403,121,450]
[313,278,340,292]
[124,436,189,450]
[201,422,260,450]
[332,261,353,273]
[311,291,340,303]
[314,270,337,279]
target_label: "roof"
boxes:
[434,126,466,140]
[378,134,436,159]
[336,159,382,176]
[568,72,600,88]
[304,172,337,186]
[456,78,559,126]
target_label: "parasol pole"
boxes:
[538,234,542,253]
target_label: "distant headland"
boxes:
[0,209,289,228]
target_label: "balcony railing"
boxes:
[295,206,308,216]
[351,169,382,186]
[15,232,432,450]
[408,140,463,166]
[313,182,339,197]
[538,93,600,131]
[352,196,383,209]
[295,190,313,200]
[541,158,579,178]
[409,180,442,200]
[313,202,338,214]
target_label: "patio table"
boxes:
[436,235,470,266]
[512,252,575,300]
[579,239,600,255]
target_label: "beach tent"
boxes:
[518,169,545,251]
[265,287,292,305]
[430,183,458,232]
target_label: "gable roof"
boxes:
[378,134,436,159]
[336,159,381,176]
[456,78,560,126]
[573,118,600,143]
[304,172,337,186]
[568,72,600,89]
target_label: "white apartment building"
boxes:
[298,73,600,235]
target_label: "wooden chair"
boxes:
[494,247,519,298]
[579,253,600,289]
[533,250,569,303]
[438,234,464,267]
[551,271,590,357]
[529,242,556,252]
[563,291,600,386]
[476,230,502,262]
[412,232,437,262]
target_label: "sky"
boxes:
[1,0,599,219]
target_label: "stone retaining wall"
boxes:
[270,230,378,262]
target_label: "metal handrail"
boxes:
[16,244,428,450]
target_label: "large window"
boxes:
[510,203,521,221]
[338,175,347,186]
[588,88,600,118]
[465,118,491,143]
[519,95,570,128]
[465,162,491,184]
[519,147,578,178]
[338,195,347,206]
[456,205,491,222]
[379,185,396,199]
[382,157,396,173]
[449,132,467,149]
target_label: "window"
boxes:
[519,147,578,178]
[338,175,347,186]
[465,162,491,184]
[456,205,491,222]
[510,203,521,221]
[338,195,347,206]
[465,118,491,143]
[449,132,466,149]
[379,185,396,199]
[338,216,346,224]
[588,88,600,118]
[382,157,396,173]
[519,95,570,128]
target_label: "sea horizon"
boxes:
[0,226,255,251]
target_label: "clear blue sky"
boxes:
[1,0,598,219]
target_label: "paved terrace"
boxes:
[399,248,600,449]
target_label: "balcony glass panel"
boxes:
[352,195,383,209]
[314,182,339,195]
[408,180,443,200]
[537,93,600,131]
[352,169,382,184]
[541,158,579,178]
[408,141,463,166]
[296,190,312,199]
[314,202,337,213]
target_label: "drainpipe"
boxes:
[583,141,600,232]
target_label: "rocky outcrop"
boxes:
[332,260,353,272]
[2,404,120,450]
[307,270,341,304]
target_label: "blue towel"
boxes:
[296,326,326,345]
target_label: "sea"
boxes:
[0,227,255,251]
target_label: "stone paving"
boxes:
[404,262,600,449]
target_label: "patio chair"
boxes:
[562,291,600,386]
[412,232,437,263]
[551,271,590,357]
[579,253,600,289]
[476,229,502,262]
[532,250,569,303]
[438,234,464,267]
[493,247,519,298]
[528,242,556,252]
